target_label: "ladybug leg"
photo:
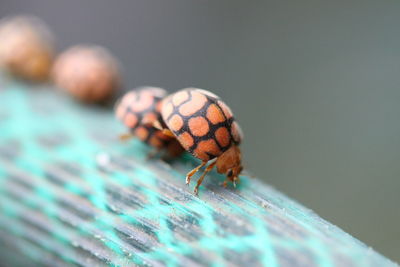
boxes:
[152,120,175,137]
[147,147,161,160]
[233,176,240,187]
[221,176,240,188]
[186,161,207,185]
[119,133,134,141]
[162,129,175,138]
[233,178,237,188]
[194,160,217,195]
[152,120,164,130]
[160,153,172,162]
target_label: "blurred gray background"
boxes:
[1,0,399,262]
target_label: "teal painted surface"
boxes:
[0,76,396,266]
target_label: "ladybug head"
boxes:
[216,145,243,185]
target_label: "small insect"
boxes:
[0,15,54,82]
[161,88,243,194]
[53,45,119,103]
[115,87,184,157]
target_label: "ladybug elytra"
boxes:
[115,87,184,157]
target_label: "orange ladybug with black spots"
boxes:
[161,88,243,194]
[115,87,184,157]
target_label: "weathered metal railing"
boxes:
[0,77,395,266]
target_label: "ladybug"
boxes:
[0,15,54,82]
[161,88,243,194]
[53,45,119,103]
[115,87,184,157]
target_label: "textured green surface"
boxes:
[0,76,396,266]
